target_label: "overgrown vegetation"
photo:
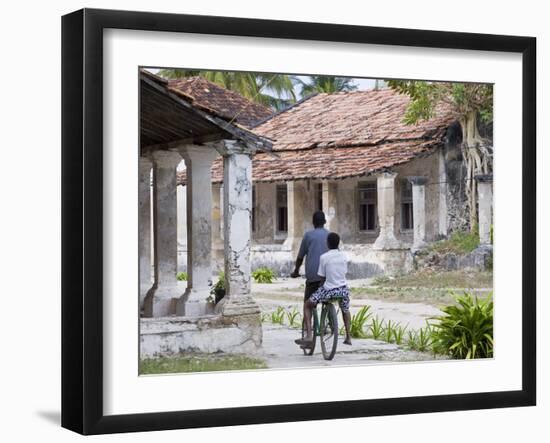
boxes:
[259,291,493,360]
[388,80,493,229]
[429,226,480,255]
[210,272,226,304]
[430,292,494,359]
[252,267,276,284]
[140,354,267,374]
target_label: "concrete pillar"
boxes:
[475,174,493,245]
[143,150,182,317]
[373,172,401,250]
[438,148,448,237]
[322,180,338,232]
[176,145,219,317]
[212,183,223,249]
[408,176,428,251]
[139,156,153,309]
[217,152,260,316]
[283,181,306,255]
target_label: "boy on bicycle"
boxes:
[295,232,352,347]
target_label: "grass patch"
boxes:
[140,353,268,374]
[371,270,493,289]
[428,228,480,255]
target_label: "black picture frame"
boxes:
[61,8,536,435]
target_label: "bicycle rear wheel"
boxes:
[320,303,338,360]
[301,311,316,356]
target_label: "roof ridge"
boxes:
[250,93,320,129]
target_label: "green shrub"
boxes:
[177,272,188,281]
[430,292,493,359]
[210,272,225,291]
[252,267,276,284]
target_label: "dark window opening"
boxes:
[401,180,414,230]
[317,183,323,212]
[358,182,377,231]
[276,184,288,233]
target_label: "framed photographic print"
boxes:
[61,8,536,435]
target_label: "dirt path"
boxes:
[253,278,443,331]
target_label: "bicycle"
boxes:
[301,296,341,360]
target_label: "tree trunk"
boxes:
[460,111,490,231]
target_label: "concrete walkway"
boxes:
[260,324,442,369]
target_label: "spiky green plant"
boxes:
[286,307,302,328]
[270,307,286,325]
[430,292,493,359]
[177,272,188,281]
[406,330,419,350]
[384,320,398,343]
[417,325,434,352]
[369,316,385,340]
[393,324,408,345]
[348,305,372,338]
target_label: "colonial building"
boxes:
[177,85,488,278]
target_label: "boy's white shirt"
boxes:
[317,249,349,290]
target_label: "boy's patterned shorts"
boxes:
[309,285,351,313]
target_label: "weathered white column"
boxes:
[283,181,306,255]
[438,148,448,237]
[476,174,493,245]
[408,176,428,251]
[322,180,338,232]
[139,156,153,309]
[176,145,219,316]
[211,183,223,249]
[217,151,260,316]
[373,172,401,250]
[143,150,182,317]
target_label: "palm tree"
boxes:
[294,76,358,97]
[156,69,296,110]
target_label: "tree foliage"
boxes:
[157,69,296,110]
[295,76,358,96]
[388,80,493,229]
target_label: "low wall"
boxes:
[179,243,414,279]
[140,313,262,358]
[414,245,493,271]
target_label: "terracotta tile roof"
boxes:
[166,76,273,128]
[177,138,440,185]
[252,88,456,150]
[177,88,458,184]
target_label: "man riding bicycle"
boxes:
[294,232,352,348]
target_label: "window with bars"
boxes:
[276,184,288,233]
[401,180,414,231]
[358,182,377,231]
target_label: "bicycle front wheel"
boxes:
[320,303,338,360]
